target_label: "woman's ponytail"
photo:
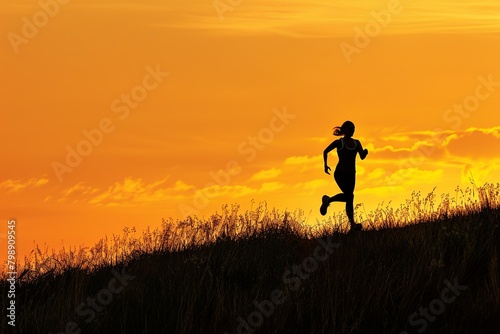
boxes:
[333,121,355,136]
[333,126,344,136]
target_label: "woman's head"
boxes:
[333,121,355,137]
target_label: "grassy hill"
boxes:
[1,184,500,333]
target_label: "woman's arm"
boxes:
[323,140,339,174]
[357,140,368,160]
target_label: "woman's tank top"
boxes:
[336,138,358,173]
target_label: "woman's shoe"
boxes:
[320,195,330,215]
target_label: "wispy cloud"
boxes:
[250,168,282,181]
[148,0,500,36]
[0,176,49,193]
[49,177,193,206]
[42,0,500,37]
[294,178,329,192]
[87,177,192,206]
[61,182,100,198]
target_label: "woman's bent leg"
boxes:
[329,193,346,203]
[334,170,356,223]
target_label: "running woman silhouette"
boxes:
[320,121,368,231]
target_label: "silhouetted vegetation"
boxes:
[1,183,499,333]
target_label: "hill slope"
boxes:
[3,205,500,333]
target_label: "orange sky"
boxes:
[1,0,500,263]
